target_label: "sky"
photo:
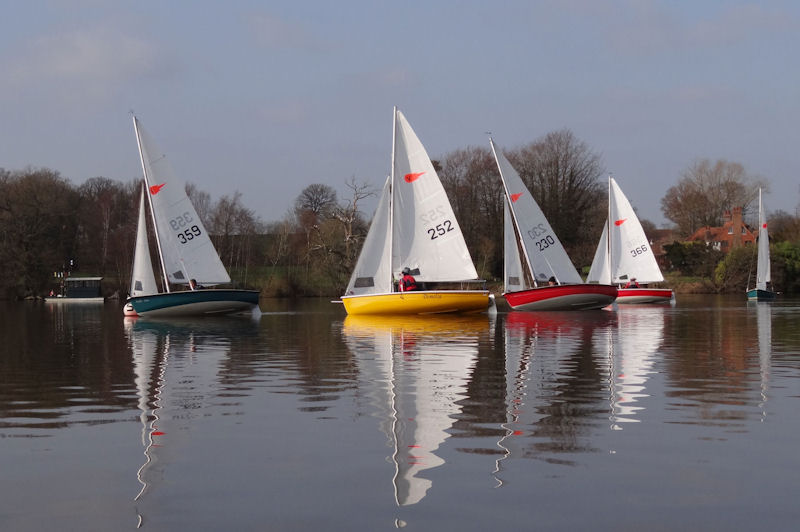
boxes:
[1,0,798,227]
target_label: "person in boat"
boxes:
[400,267,418,292]
[625,277,639,288]
[189,278,204,291]
[547,276,557,286]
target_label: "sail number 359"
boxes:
[170,212,203,244]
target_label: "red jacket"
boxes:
[400,274,417,292]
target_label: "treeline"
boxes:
[3,128,800,299]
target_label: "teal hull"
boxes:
[127,289,259,317]
[746,288,775,301]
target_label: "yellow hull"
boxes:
[341,290,490,315]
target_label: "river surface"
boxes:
[1,296,799,531]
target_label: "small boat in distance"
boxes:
[746,188,775,301]
[45,276,105,303]
[489,139,617,311]
[587,176,673,304]
[340,108,489,315]
[124,116,260,318]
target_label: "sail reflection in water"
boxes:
[342,315,490,506]
[755,302,772,419]
[495,311,616,481]
[125,318,168,510]
[607,307,666,428]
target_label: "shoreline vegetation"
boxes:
[3,133,799,301]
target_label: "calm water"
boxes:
[1,296,800,530]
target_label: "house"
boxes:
[686,207,756,253]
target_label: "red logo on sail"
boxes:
[510,193,523,203]
[404,172,424,183]
[763,223,768,229]
[149,183,166,195]
[614,218,626,226]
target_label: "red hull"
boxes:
[503,284,617,311]
[616,288,673,304]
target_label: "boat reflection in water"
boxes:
[495,310,617,483]
[124,318,172,528]
[123,316,259,528]
[753,301,772,419]
[605,307,665,429]
[342,314,491,507]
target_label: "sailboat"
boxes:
[340,108,490,315]
[124,186,159,316]
[124,116,260,318]
[746,188,775,301]
[587,176,673,304]
[489,139,617,311]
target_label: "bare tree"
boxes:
[661,159,767,237]
[508,129,606,267]
[294,183,338,222]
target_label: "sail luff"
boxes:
[133,116,171,293]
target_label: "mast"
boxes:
[490,138,538,288]
[133,115,171,293]
[606,176,612,284]
[389,107,397,287]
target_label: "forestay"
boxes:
[491,140,582,286]
[391,109,478,283]
[134,118,230,286]
[130,186,159,297]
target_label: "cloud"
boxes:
[1,28,165,101]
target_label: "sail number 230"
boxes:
[170,212,203,244]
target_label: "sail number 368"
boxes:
[170,212,203,244]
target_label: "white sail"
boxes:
[503,198,525,291]
[133,117,230,286]
[607,177,663,284]
[391,109,478,282]
[130,186,159,297]
[756,188,771,290]
[345,176,393,295]
[490,140,582,286]
[587,224,611,284]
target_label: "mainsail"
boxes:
[755,188,771,291]
[391,109,478,283]
[490,139,582,286]
[133,116,230,287]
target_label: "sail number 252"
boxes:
[427,220,454,239]
[170,212,203,244]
